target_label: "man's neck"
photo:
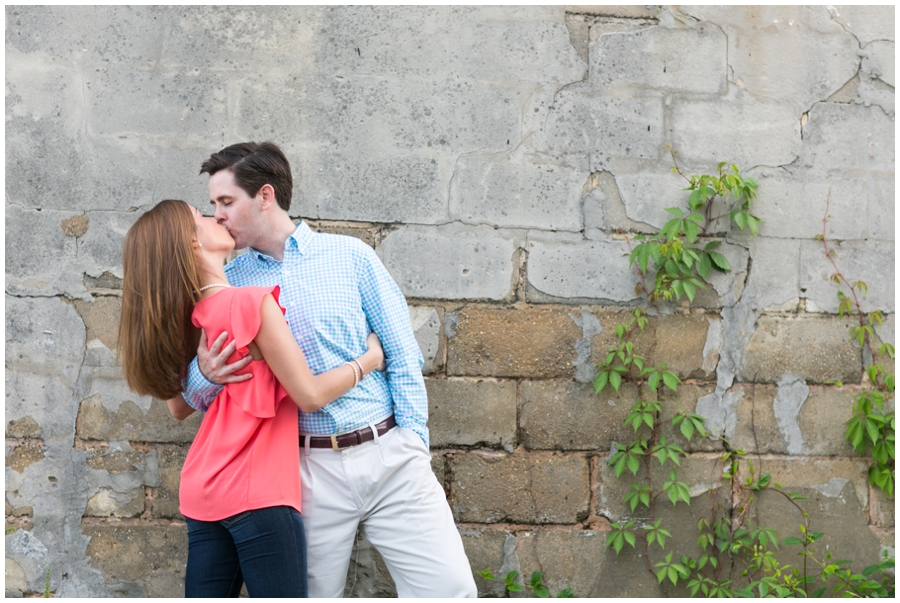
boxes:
[252,215,300,261]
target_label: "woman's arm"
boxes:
[253,294,383,413]
[166,394,196,421]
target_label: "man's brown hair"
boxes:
[118,199,202,400]
[200,141,293,211]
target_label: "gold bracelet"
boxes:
[351,358,366,381]
[345,361,359,387]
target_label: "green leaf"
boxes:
[708,251,731,271]
[593,370,608,394]
[665,207,684,217]
[557,588,574,597]
[534,586,550,598]
[648,371,661,390]
[662,371,680,391]
[782,536,803,546]
[609,370,622,392]
[531,571,543,589]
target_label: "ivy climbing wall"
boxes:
[5,5,894,597]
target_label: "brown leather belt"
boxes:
[300,416,396,451]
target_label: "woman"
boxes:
[117,199,383,597]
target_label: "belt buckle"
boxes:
[330,435,341,451]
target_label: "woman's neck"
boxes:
[198,256,231,300]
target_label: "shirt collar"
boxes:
[250,221,313,263]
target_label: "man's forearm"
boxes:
[182,357,223,412]
[385,355,430,448]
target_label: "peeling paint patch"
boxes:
[569,309,602,383]
[60,214,89,237]
[773,374,809,455]
[697,387,744,439]
[444,311,461,338]
[701,317,723,373]
[497,534,524,590]
[812,477,849,498]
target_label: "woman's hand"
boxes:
[364,332,386,372]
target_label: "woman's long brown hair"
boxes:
[118,199,203,400]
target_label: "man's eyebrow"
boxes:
[211,194,235,203]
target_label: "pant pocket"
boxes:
[221,510,251,527]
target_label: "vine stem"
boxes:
[820,190,876,360]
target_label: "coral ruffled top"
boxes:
[179,286,301,521]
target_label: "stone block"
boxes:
[82,524,187,597]
[5,296,85,446]
[538,86,665,170]
[84,487,145,519]
[670,88,800,168]
[520,380,641,451]
[300,78,522,157]
[445,305,583,378]
[75,396,202,444]
[801,239,894,314]
[427,378,517,449]
[377,225,518,301]
[77,211,144,283]
[7,6,170,64]
[297,151,449,224]
[84,67,228,139]
[615,168,706,230]
[312,6,584,83]
[72,296,122,352]
[154,447,188,519]
[597,452,727,524]
[449,451,590,524]
[744,237,801,310]
[730,383,859,456]
[744,458,883,567]
[525,232,642,304]
[741,315,862,384]
[409,306,441,374]
[450,155,586,231]
[591,26,727,95]
[516,529,608,597]
[5,205,79,295]
[658,383,722,453]
[749,168,870,240]
[459,529,509,597]
[6,557,28,594]
[683,5,858,107]
[306,220,379,248]
[800,103,894,174]
[866,176,894,241]
[653,314,712,380]
[826,5,894,45]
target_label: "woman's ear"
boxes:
[191,236,202,250]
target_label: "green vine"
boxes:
[818,191,895,498]
[595,153,894,597]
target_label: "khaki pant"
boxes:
[300,425,477,597]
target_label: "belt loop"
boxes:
[303,433,311,456]
[369,422,380,444]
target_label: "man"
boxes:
[179,141,477,598]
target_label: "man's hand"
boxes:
[198,330,254,384]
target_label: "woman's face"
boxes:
[190,205,235,253]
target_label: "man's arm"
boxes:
[357,245,430,447]
[182,330,253,411]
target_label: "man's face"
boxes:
[208,169,263,250]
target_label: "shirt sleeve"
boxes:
[181,359,219,411]
[356,244,430,448]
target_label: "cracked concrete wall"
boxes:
[5,5,893,597]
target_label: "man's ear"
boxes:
[257,184,277,210]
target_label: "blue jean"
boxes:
[184,506,307,598]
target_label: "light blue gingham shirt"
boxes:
[182,221,429,447]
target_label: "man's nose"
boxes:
[213,207,225,223]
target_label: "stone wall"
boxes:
[5,5,894,597]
